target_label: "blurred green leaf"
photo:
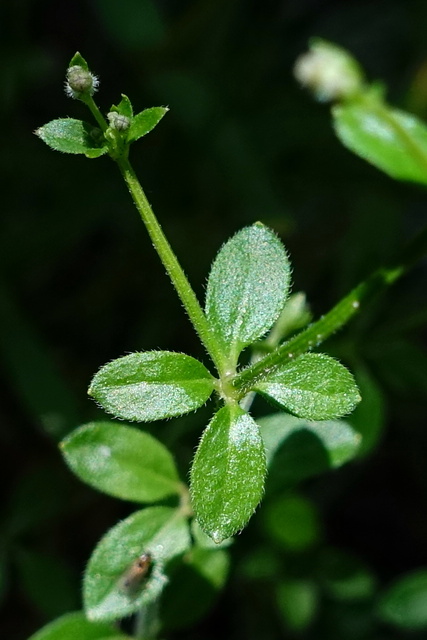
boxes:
[348,365,385,456]
[262,492,320,551]
[15,549,79,619]
[128,107,169,143]
[377,569,427,629]
[333,96,427,185]
[191,405,266,543]
[319,548,376,601]
[35,119,108,157]
[205,224,291,363]
[160,547,229,630]
[27,611,127,640]
[60,421,181,502]
[84,506,190,621]
[0,282,80,439]
[254,353,361,420]
[89,351,214,422]
[276,579,318,631]
[259,413,360,491]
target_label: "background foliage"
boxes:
[2,0,427,638]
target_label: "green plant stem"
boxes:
[134,598,160,640]
[234,223,427,394]
[84,95,108,133]
[116,156,224,373]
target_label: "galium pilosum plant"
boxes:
[30,42,427,637]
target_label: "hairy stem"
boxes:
[116,156,224,373]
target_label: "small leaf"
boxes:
[110,94,133,119]
[258,412,361,488]
[333,97,427,185]
[127,107,169,143]
[69,52,90,70]
[60,421,180,502]
[377,569,427,629]
[191,405,266,543]
[254,353,360,420]
[89,351,214,422]
[84,506,191,621]
[205,224,291,364]
[35,119,107,157]
[262,492,320,551]
[27,611,124,640]
[276,580,318,632]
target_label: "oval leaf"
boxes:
[27,611,124,640]
[84,506,191,621]
[128,107,169,143]
[258,412,361,488]
[35,119,107,157]
[254,353,361,420]
[205,224,291,363]
[333,99,427,186]
[191,405,266,543]
[89,351,214,422]
[377,570,427,629]
[60,421,180,502]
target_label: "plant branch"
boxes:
[234,222,427,393]
[116,156,224,373]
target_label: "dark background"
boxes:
[2,1,427,638]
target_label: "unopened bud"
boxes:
[107,111,130,132]
[65,65,99,99]
[294,40,363,102]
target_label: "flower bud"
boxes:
[65,65,99,99]
[107,111,131,132]
[294,40,364,102]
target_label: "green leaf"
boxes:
[60,421,180,502]
[127,107,169,143]
[258,413,361,489]
[276,580,318,632]
[333,97,427,185]
[254,353,361,420]
[262,492,320,551]
[205,224,291,363]
[191,405,266,543]
[319,548,376,602]
[110,94,133,119]
[84,506,191,621]
[35,119,107,157]
[89,351,214,422]
[27,611,125,640]
[377,569,427,629]
[69,52,90,71]
[348,365,385,457]
[160,547,229,631]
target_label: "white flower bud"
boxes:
[65,65,99,99]
[107,111,130,132]
[294,41,363,102]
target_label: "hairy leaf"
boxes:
[89,351,214,422]
[60,421,180,502]
[191,405,266,543]
[84,506,191,621]
[35,119,107,157]
[254,353,360,420]
[205,224,291,364]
